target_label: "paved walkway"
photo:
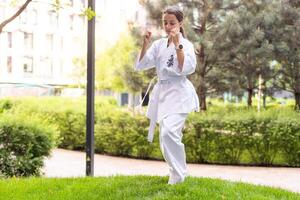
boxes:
[42,149,300,193]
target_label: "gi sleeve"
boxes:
[135,40,158,71]
[163,42,197,76]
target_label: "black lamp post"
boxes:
[86,0,95,176]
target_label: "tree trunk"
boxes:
[247,76,254,107]
[295,73,300,110]
[194,7,208,112]
[263,94,267,108]
[295,92,300,110]
[262,80,267,108]
[257,74,262,112]
[196,61,207,111]
[247,88,253,107]
[197,74,207,111]
[258,73,267,110]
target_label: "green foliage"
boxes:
[121,64,145,93]
[71,57,86,88]
[1,97,117,151]
[0,114,58,177]
[95,110,157,158]
[95,111,136,156]
[8,0,20,7]
[82,7,96,21]
[53,0,61,12]
[95,34,138,91]
[0,99,13,113]
[187,108,300,166]
[1,97,299,167]
[214,1,277,106]
[271,1,300,110]
[49,110,86,150]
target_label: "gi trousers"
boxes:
[159,113,188,184]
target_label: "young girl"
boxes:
[135,6,199,184]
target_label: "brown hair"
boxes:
[163,6,185,38]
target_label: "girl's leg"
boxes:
[159,113,188,184]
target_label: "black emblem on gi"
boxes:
[167,54,174,67]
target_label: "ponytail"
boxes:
[180,27,185,38]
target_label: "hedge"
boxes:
[0,114,58,177]
[1,97,299,167]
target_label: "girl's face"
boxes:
[163,13,182,36]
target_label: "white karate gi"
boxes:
[135,33,199,183]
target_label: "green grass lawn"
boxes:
[0,176,299,200]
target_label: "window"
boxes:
[24,32,33,49]
[7,56,12,73]
[7,32,12,48]
[40,57,53,77]
[69,15,74,30]
[20,9,27,24]
[29,9,37,25]
[46,34,53,51]
[48,11,58,27]
[23,56,33,73]
[121,93,129,106]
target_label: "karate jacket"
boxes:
[135,33,200,142]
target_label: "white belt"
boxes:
[147,82,160,142]
[140,76,186,143]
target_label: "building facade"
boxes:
[0,0,146,97]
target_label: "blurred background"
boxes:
[0,1,299,177]
[1,0,299,110]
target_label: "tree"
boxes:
[214,0,276,107]
[95,33,139,92]
[272,0,300,110]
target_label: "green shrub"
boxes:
[0,114,58,177]
[95,109,159,159]
[184,114,218,163]
[0,97,117,151]
[95,111,135,156]
[0,99,13,113]
[47,110,86,150]
[189,108,300,166]
[1,97,299,167]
